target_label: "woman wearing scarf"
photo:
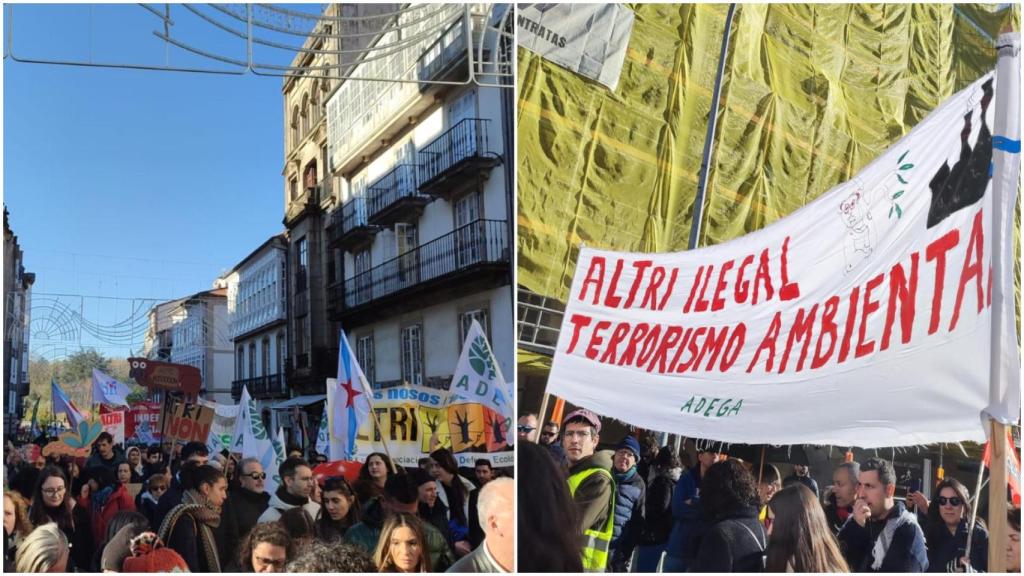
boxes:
[158,464,228,572]
[28,466,94,571]
[86,465,136,543]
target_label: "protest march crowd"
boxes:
[517,409,1022,573]
[3,434,513,573]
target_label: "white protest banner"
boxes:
[517,4,635,91]
[100,410,126,445]
[448,320,514,444]
[198,397,240,455]
[548,69,1020,448]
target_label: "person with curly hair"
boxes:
[286,540,376,572]
[690,458,766,572]
[4,490,33,570]
[374,512,431,573]
[236,521,294,573]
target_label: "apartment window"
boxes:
[289,177,298,201]
[291,106,300,149]
[396,223,418,285]
[354,249,371,304]
[236,346,244,380]
[262,338,270,377]
[401,324,423,386]
[356,334,375,385]
[459,308,490,347]
[296,237,308,293]
[277,331,285,374]
[301,93,310,138]
[455,191,482,266]
[249,342,256,378]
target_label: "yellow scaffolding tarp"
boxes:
[517,3,1020,311]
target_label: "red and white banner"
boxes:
[100,410,126,445]
[548,38,1020,448]
[127,402,163,443]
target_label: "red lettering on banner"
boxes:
[694,326,729,371]
[618,324,650,366]
[678,327,707,372]
[856,273,886,358]
[694,264,715,312]
[585,321,612,360]
[753,249,775,305]
[747,312,782,372]
[599,323,632,364]
[779,236,801,301]
[658,268,679,311]
[579,257,606,305]
[671,328,695,372]
[711,260,735,312]
[838,287,860,363]
[684,266,703,314]
[624,260,653,308]
[604,259,625,308]
[719,323,746,372]
[641,266,667,310]
[566,314,593,354]
[636,325,663,367]
[647,325,683,373]
[780,304,818,373]
[926,229,959,334]
[735,254,755,304]
[881,254,919,351]
[812,296,841,369]
[950,210,985,331]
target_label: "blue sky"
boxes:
[4,4,321,360]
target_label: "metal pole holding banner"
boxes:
[674,3,737,457]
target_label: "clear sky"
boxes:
[3,3,321,360]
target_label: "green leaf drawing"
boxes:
[468,336,496,380]
[897,174,908,184]
[892,191,904,200]
[898,150,909,164]
[899,163,914,171]
[889,206,895,219]
[895,205,903,218]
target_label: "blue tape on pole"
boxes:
[993,136,1021,153]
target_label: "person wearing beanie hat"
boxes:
[561,407,616,572]
[411,467,453,547]
[121,531,190,572]
[609,435,646,572]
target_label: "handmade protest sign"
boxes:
[100,410,126,445]
[548,71,1020,448]
[165,402,215,445]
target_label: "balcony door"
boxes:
[395,141,416,197]
[396,223,419,287]
[455,191,481,268]
[354,249,372,305]
[447,89,477,163]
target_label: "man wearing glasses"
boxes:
[562,408,616,572]
[517,413,539,443]
[217,458,272,565]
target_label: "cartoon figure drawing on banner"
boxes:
[839,177,876,272]
[927,77,994,228]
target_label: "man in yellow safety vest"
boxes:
[562,408,616,572]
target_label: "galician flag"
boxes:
[448,320,515,444]
[92,368,132,406]
[51,379,84,430]
[329,330,372,461]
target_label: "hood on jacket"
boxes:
[658,466,683,482]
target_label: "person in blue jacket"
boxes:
[662,444,720,572]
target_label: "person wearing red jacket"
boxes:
[85,465,136,543]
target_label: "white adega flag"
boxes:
[315,412,329,457]
[448,320,515,443]
[262,427,287,495]
[92,369,132,406]
[232,385,273,459]
[548,67,1020,448]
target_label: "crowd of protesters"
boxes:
[4,434,513,573]
[517,409,1022,573]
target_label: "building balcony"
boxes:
[416,13,474,87]
[418,118,499,200]
[335,219,510,326]
[232,373,286,401]
[286,348,337,396]
[367,164,431,226]
[326,281,344,314]
[327,196,377,251]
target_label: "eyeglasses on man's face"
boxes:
[244,472,267,480]
[517,425,536,433]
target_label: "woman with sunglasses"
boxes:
[138,470,169,527]
[27,465,94,571]
[923,478,987,572]
[316,476,361,542]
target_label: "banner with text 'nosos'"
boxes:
[547,35,1021,448]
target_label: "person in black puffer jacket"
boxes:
[609,435,646,572]
[690,459,766,573]
[635,447,682,572]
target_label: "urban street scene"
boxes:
[516,3,1021,574]
[5,3,513,573]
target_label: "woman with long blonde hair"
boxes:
[374,512,431,573]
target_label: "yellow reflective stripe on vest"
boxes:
[567,467,616,572]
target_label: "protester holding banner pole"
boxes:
[923,478,987,572]
[559,408,615,572]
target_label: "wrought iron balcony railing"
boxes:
[417,118,496,191]
[366,164,428,222]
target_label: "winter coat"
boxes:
[640,466,682,545]
[925,518,987,572]
[569,450,616,535]
[153,474,185,530]
[226,486,270,533]
[610,467,646,570]
[92,483,136,543]
[665,465,705,568]
[690,505,766,573]
[257,486,320,524]
[837,501,928,572]
[85,448,127,475]
[783,473,819,498]
[823,492,853,535]
[139,491,161,528]
[346,499,455,571]
[419,500,453,547]
[467,488,484,547]
[436,475,476,530]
